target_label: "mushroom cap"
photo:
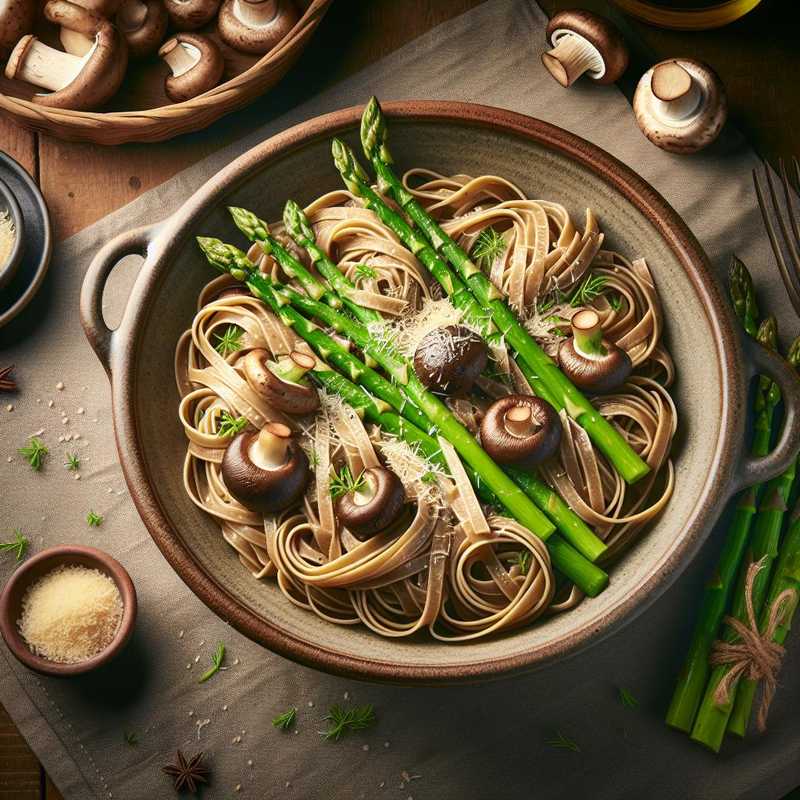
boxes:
[117,0,169,59]
[160,32,224,103]
[633,58,727,154]
[334,466,406,540]
[0,0,37,58]
[544,9,628,85]
[221,427,309,514]
[70,0,124,14]
[480,394,561,468]
[413,324,489,396]
[217,0,298,56]
[558,335,632,394]
[164,0,221,30]
[242,348,319,416]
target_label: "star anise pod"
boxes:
[162,750,209,794]
[0,365,16,393]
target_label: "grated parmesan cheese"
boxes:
[0,210,15,269]
[18,565,123,664]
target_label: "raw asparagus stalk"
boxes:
[344,117,650,484]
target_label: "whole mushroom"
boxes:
[5,0,128,111]
[334,466,406,541]
[242,349,320,416]
[480,395,561,469]
[0,0,37,60]
[116,0,168,59]
[558,308,632,394]
[221,422,310,514]
[217,0,298,55]
[541,9,628,88]
[633,58,727,154]
[413,325,489,396]
[159,32,224,102]
[164,0,220,30]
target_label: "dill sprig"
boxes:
[354,264,378,281]
[512,550,531,575]
[64,452,80,471]
[329,466,367,500]
[123,731,139,746]
[569,273,608,308]
[198,642,225,683]
[216,410,248,438]
[87,510,103,527]
[272,708,297,731]
[214,325,244,356]
[471,227,507,268]
[608,293,623,311]
[618,687,639,709]
[546,730,581,752]
[0,529,28,561]
[321,704,376,741]
[18,437,48,471]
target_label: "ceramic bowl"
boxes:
[80,102,800,684]
[0,176,25,291]
[0,546,137,677]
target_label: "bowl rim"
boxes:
[0,545,138,677]
[100,101,745,684]
[0,175,25,290]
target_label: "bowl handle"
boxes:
[732,333,800,493]
[79,223,160,376]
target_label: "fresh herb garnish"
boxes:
[354,264,378,281]
[272,708,297,731]
[198,642,225,683]
[65,452,80,471]
[618,687,639,709]
[608,293,623,311]
[216,410,248,438]
[214,325,244,356]
[546,730,581,752]
[18,437,48,471]
[123,731,139,746]
[544,315,570,337]
[329,466,367,500]
[421,470,438,484]
[321,704,376,741]
[512,550,531,575]
[87,510,103,527]
[471,227,507,268]
[569,273,608,307]
[0,529,28,561]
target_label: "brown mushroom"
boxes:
[164,0,220,30]
[542,9,628,88]
[221,422,309,514]
[4,1,128,111]
[480,395,561,468]
[242,349,319,416]
[58,0,123,55]
[413,325,489,396]
[334,466,406,541]
[116,0,168,58]
[633,58,727,154]
[0,0,37,60]
[558,308,631,394]
[217,0,298,55]
[159,33,224,102]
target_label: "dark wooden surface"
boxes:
[0,1,795,797]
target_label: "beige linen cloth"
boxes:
[1,2,798,798]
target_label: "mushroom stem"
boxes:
[353,472,377,507]
[249,422,291,470]
[274,351,315,384]
[651,61,702,122]
[6,36,89,91]
[503,405,539,438]
[160,36,199,76]
[60,28,95,56]
[542,32,604,87]
[233,0,278,26]
[571,309,607,358]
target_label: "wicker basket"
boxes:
[0,0,332,145]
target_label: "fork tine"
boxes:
[779,157,800,254]
[754,163,800,315]
[766,160,800,295]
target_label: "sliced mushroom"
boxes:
[480,394,561,468]
[116,0,168,59]
[221,422,309,514]
[159,33,224,102]
[242,348,319,416]
[413,325,489,396]
[217,0,298,55]
[542,9,628,88]
[164,0,220,30]
[558,308,631,394]
[334,466,406,541]
[0,0,37,60]
[633,58,727,154]
[4,1,128,111]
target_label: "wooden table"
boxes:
[0,1,795,797]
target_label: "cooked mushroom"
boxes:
[558,308,631,394]
[541,9,628,88]
[5,1,128,111]
[159,33,224,102]
[334,466,406,541]
[217,0,298,55]
[116,0,168,58]
[58,0,123,55]
[164,0,220,30]
[413,325,488,396]
[480,394,561,468]
[633,58,727,154]
[242,349,319,416]
[221,422,309,514]
[0,0,37,60]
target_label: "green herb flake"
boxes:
[546,730,581,752]
[86,510,103,528]
[618,687,639,709]
[321,704,376,741]
[329,466,367,500]
[18,437,48,471]
[214,325,244,356]
[198,642,226,684]
[0,529,29,562]
[65,452,80,471]
[608,293,623,311]
[354,264,378,281]
[123,731,139,746]
[513,550,532,575]
[569,273,608,308]
[217,410,248,438]
[272,708,297,731]
[421,471,438,484]
[471,227,507,269]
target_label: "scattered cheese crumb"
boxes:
[56,382,65,391]
[74,474,81,481]
[362,744,370,752]
[384,741,390,748]
[195,718,210,739]
[178,630,184,639]
[62,417,69,425]
[5,405,13,412]
[188,710,194,717]
[222,704,228,711]
[307,701,314,708]
[48,400,54,408]
[247,760,253,767]
[77,407,85,415]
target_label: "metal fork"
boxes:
[754,157,800,315]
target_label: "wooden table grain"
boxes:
[0,1,795,797]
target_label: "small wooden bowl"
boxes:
[0,177,25,291]
[0,546,137,677]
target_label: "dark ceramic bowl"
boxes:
[80,102,800,684]
[0,177,25,291]
[0,546,137,677]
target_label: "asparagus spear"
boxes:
[344,115,649,484]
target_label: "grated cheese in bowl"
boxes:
[0,210,15,269]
